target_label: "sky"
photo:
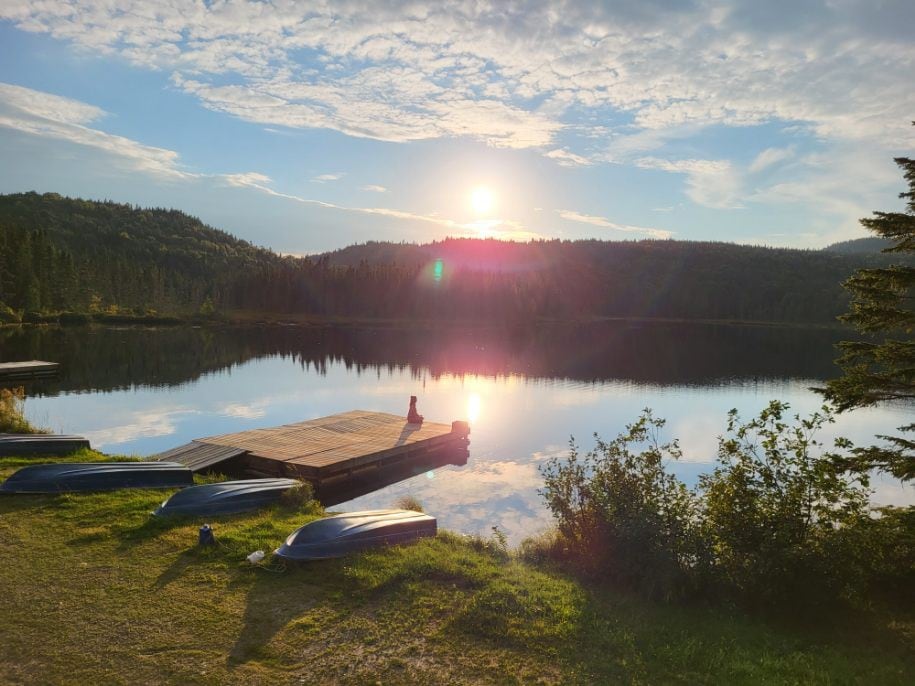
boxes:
[0,1,913,255]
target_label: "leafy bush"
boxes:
[540,402,913,609]
[278,480,320,512]
[698,402,871,606]
[540,410,702,599]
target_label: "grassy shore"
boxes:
[0,451,912,685]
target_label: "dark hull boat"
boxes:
[0,433,90,457]
[275,509,436,561]
[154,478,301,517]
[0,461,193,494]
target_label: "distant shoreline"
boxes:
[0,310,852,332]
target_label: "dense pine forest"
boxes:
[0,191,907,325]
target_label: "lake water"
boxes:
[2,323,911,543]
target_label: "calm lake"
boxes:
[2,323,911,543]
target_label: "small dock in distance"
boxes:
[153,410,470,487]
[0,361,60,382]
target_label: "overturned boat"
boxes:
[154,478,301,517]
[275,509,436,561]
[0,461,193,494]
[0,433,90,457]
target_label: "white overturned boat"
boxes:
[275,509,436,561]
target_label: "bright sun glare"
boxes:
[470,186,495,215]
[467,393,481,424]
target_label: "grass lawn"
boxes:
[0,451,912,685]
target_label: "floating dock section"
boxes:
[152,410,470,486]
[0,361,60,382]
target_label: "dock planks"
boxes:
[0,361,60,381]
[153,410,469,482]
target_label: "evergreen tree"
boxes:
[822,147,915,480]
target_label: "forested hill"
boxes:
[0,191,291,316]
[823,236,895,254]
[0,192,904,325]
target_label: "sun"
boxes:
[470,186,495,215]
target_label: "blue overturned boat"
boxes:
[154,478,301,517]
[275,509,437,561]
[0,461,193,494]
[0,433,90,457]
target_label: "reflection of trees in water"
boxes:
[0,322,847,395]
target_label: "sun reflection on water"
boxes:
[467,392,481,424]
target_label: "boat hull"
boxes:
[154,478,301,517]
[0,461,193,494]
[275,509,436,561]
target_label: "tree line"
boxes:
[0,191,906,325]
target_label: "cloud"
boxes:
[4,0,912,160]
[749,146,795,173]
[312,172,345,183]
[223,171,272,187]
[558,210,672,239]
[0,82,192,179]
[544,148,592,167]
[635,157,744,209]
[361,184,387,193]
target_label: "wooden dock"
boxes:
[153,410,470,484]
[0,361,60,382]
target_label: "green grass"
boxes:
[0,451,912,684]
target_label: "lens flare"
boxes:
[433,258,444,282]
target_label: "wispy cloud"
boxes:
[544,148,591,167]
[635,157,744,210]
[0,82,192,180]
[312,172,345,183]
[558,210,671,239]
[361,184,388,193]
[749,147,795,173]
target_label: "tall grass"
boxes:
[0,387,46,434]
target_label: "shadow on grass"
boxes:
[227,565,328,667]
[114,513,194,550]
[155,548,201,588]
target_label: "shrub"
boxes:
[393,494,424,512]
[698,401,872,606]
[0,302,19,324]
[540,402,913,609]
[540,410,701,599]
[0,387,45,434]
[278,480,320,512]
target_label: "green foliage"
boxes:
[277,480,319,512]
[198,295,216,317]
[540,403,912,609]
[540,410,701,599]
[699,402,871,605]
[0,386,45,434]
[1,191,909,324]
[0,301,19,323]
[822,152,915,480]
[393,494,424,512]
